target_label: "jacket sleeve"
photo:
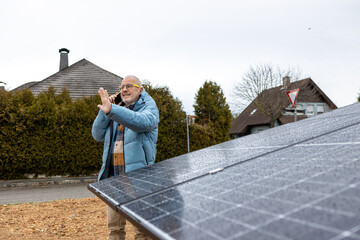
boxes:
[106,102,159,133]
[92,110,111,142]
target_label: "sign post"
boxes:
[286,89,299,122]
[186,115,190,153]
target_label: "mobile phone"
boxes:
[113,92,122,104]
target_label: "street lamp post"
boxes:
[186,115,190,153]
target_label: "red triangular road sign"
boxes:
[286,89,299,108]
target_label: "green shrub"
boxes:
[0,87,102,180]
[0,84,227,180]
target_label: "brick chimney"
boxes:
[59,48,70,71]
[283,76,290,89]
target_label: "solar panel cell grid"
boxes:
[88,103,360,240]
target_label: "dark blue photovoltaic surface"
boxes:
[88,103,360,240]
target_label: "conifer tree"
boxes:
[193,80,232,142]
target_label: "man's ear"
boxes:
[139,87,144,95]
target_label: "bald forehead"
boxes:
[123,75,142,86]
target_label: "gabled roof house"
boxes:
[229,77,337,138]
[13,48,123,99]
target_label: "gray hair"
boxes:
[123,75,142,87]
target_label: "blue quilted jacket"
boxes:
[92,89,159,181]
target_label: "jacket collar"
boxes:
[132,89,151,111]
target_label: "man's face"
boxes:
[120,77,143,106]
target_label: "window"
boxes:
[250,109,257,115]
[307,105,314,115]
[317,105,324,113]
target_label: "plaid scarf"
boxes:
[110,103,135,176]
[111,124,125,176]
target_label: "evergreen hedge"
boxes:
[0,85,223,180]
[0,87,103,179]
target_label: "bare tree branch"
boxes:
[232,63,303,126]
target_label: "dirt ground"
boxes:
[0,197,135,240]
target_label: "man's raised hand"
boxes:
[97,88,112,114]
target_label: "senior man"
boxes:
[92,75,159,240]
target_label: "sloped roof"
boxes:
[286,78,337,108]
[12,81,38,91]
[14,59,123,99]
[229,102,271,136]
[229,78,337,136]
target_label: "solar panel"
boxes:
[88,103,360,240]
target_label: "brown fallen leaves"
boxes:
[0,197,135,240]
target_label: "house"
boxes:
[229,77,337,138]
[13,48,123,99]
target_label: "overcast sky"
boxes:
[1,0,359,114]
